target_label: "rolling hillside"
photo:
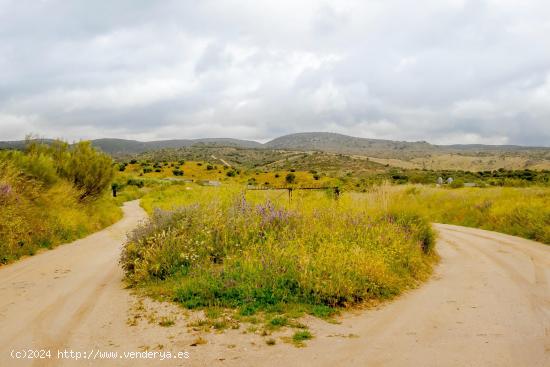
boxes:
[2,132,549,171]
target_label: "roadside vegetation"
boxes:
[395,186,550,244]
[0,140,121,264]
[121,184,436,342]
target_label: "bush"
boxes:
[0,144,121,264]
[449,179,464,188]
[285,173,296,184]
[58,141,115,201]
[127,178,145,188]
[23,140,114,201]
[7,150,59,187]
[173,169,184,176]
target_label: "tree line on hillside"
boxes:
[386,168,550,187]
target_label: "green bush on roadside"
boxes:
[0,140,121,264]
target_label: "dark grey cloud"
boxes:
[0,0,549,145]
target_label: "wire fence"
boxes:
[245,185,341,202]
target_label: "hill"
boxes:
[266,132,549,156]
[2,132,549,171]
[265,132,435,157]
[91,138,262,154]
[0,138,262,154]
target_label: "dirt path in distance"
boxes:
[1,203,549,366]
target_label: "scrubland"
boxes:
[121,184,436,335]
[0,141,121,264]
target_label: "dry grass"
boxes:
[392,185,550,244]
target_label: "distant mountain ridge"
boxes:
[91,138,263,153]
[1,132,548,157]
[0,137,262,154]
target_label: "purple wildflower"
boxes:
[0,183,12,197]
[255,200,292,227]
[235,194,250,213]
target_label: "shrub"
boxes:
[59,141,115,201]
[8,150,59,186]
[449,179,464,188]
[285,173,296,184]
[173,169,184,176]
[23,140,114,201]
[127,178,144,188]
[0,145,121,264]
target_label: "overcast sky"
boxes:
[1,0,549,145]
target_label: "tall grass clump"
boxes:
[122,186,435,315]
[395,185,550,244]
[0,140,121,264]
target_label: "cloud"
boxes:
[0,0,549,145]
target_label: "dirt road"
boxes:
[0,201,148,367]
[0,203,549,366]
[210,155,232,168]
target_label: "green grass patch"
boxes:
[292,330,313,346]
